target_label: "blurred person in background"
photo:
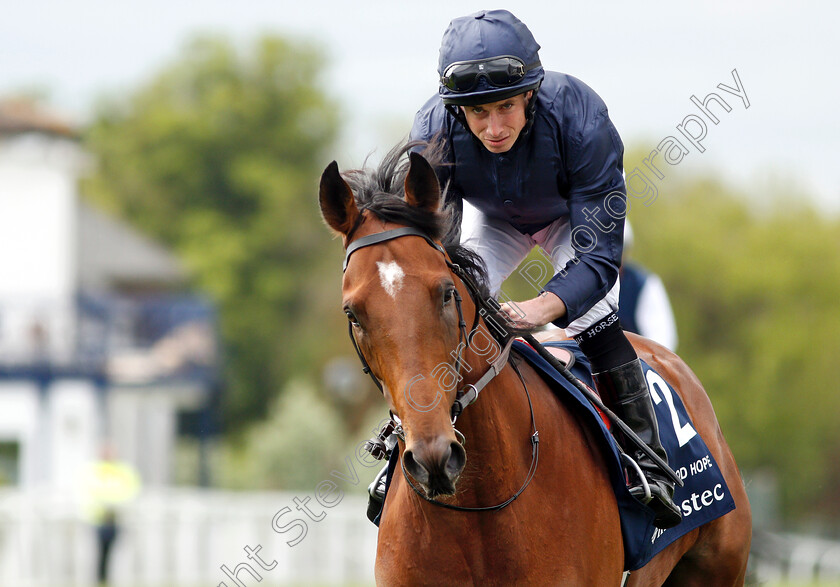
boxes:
[82,444,141,586]
[617,221,678,351]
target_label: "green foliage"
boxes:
[215,379,348,490]
[82,35,347,429]
[623,148,840,525]
[213,377,388,491]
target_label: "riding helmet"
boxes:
[438,10,544,106]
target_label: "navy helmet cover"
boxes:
[438,9,545,106]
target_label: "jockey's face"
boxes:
[461,91,532,153]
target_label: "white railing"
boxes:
[0,488,378,587]
[750,530,840,584]
[3,488,840,586]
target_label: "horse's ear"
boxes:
[319,161,359,235]
[404,151,441,212]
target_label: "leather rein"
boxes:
[343,226,540,512]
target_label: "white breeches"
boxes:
[459,200,619,336]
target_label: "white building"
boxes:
[0,99,219,491]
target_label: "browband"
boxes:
[343,227,445,271]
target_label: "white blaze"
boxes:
[377,261,405,298]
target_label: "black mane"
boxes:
[341,140,526,342]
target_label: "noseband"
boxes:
[343,226,540,512]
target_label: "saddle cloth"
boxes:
[375,340,736,571]
[516,340,736,570]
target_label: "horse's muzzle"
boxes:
[403,436,466,497]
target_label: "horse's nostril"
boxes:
[446,440,466,479]
[404,438,465,496]
[403,449,430,485]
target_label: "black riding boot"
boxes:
[594,359,682,529]
[366,464,388,524]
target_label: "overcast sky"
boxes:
[2,0,837,210]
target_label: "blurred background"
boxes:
[0,1,837,585]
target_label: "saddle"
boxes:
[526,329,576,368]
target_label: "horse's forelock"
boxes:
[341,140,453,241]
[339,139,523,342]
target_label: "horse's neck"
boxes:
[451,360,539,495]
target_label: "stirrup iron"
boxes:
[621,452,652,504]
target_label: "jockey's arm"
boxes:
[501,291,567,328]
[503,108,625,329]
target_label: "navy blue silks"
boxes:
[410,70,626,328]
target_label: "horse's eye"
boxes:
[443,288,456,305]
[345,309,360,326]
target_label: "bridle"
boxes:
[343,225,540,512]
[344,227,502,419]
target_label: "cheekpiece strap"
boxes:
[450,336,516,420]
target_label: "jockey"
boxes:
[407,9,681,529]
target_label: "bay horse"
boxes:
[319,143,752,586]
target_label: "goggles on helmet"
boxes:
[441,55,540,93]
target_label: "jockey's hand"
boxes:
[500,292,566,329]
